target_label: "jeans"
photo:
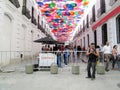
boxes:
[64,56,68,65]
[117,61,120,69]
[57,55,62,67]
[87,62,96,78]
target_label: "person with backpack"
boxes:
[86,43,99,80]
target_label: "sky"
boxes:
[35,0,96,42]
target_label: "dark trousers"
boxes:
[87,62,96,78]
[112,59,116,69]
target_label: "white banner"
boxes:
[38,53,57,66]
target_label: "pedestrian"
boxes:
[112,45,118,70]
[64,45,69,65]
[77,46,81,62]
[117,54,120,71]
[56,48,62,68]
[102,41,112,71]
[86,43,99,80]
[73,46,77,63]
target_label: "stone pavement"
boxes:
[0,61,120,90]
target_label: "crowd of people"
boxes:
[41,44,82,68]
[86,41,120,80]
[40,41,120,80]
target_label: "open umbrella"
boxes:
[34,37,64,44]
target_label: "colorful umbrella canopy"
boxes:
[36,0,90,42]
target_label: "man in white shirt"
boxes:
[102,41,112,71]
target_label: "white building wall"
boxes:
[74,0,120,53]
[96,27,102,47]
[0,0,44,66]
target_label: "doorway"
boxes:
[102,23,108,45]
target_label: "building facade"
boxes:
[74,0,120,53]
[0,0,48,66]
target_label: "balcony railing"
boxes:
[0,51,33,67]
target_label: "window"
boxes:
[83,37,85,50]
[31,7,34,23]
[38,15,40,29]
[92,5,96,22]
[86,15,89,28]
[87,34,90,47]
[94,30,97,47]
[9,0,20,8]
[102,24,108,45]
[22,0,31,19]
[83,20,85,32]
[116,14,120,43]
[31,7,37,25]
[41,20,43,26]
[23,0,26,7]
[80,39,82,47]
[100,0,106,14]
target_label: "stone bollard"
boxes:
[25,64,33,74]
[50,63,58,74]
[96,63,105,74]
[72,64,80,75]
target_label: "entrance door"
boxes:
[0,14,12,65]
[102,23,108,45]
[0,14,12,51]
[94,30,97,47]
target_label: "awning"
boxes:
[34,37,64,44]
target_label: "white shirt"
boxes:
[102,45,112,54]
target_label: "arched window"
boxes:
[116,14,120,43]
[0,13,13,51]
